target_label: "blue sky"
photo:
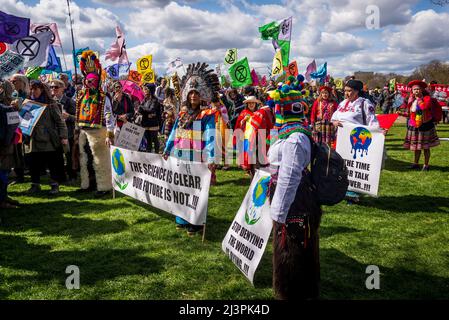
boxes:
[4,0,449,77]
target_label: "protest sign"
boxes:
[137,55,152,74]
[111,147,211,225]
[222,170,273,284]
[115,122,145,151]
[0,49,24,79]
[229,57,252,88]
[336,123,384,196]
[19,99,46,136]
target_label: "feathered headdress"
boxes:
[180,62,220,104]
[80,50,101,78]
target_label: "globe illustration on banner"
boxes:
[112,148,126,176]
[252,176,270,207]
[245,176,271,225]
[350,127,372,159]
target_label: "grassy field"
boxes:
[1,122,448,300]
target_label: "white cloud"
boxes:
[387,10,449,52]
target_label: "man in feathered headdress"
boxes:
[163,62,226,236]
[75,50,115,196]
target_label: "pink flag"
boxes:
[261,75,267,87]
[30,23,62,47]
[251,69,259,86]
[305,59,316,82]
[105,26,129,64]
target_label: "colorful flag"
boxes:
[128,70,141,83]
[45,45,62,72]
[141,69,155,84]
[250,69,259,86]
[30,23,61,47]
[284,60,298,78]
[259,17,292,67]
[305,59,317,82]
[105,25,128,64]
[166,57,183,74]
[335,78,344,90]
[259,21,280,40]
[73,47,89,69]
[137,55,152,74]
[310,62,327,82]
[261,75,267,87]
[25,66,44,80]
[389,78,396,91]
[224,48,237,66]
[229,57,252,88]
[0,49,25,79]
[271,50,283,77]
[0,11,30,44]
[0,42,8,55]
[11,31,52,68]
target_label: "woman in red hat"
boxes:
[400,80,440,171]
[310,86,338,146]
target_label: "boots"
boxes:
[27,183,41,194]
[49,183,60,195]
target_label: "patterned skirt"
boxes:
[312,121,336,146]
[403,123,440,151]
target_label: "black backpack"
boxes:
[309,140,349,206]
[0,103,20,146]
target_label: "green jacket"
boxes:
[25,102,68,153]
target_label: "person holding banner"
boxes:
[331,79,380,203]
[400,80,440,171]
[310,86,338,147]
[25,80,68,195]
[163,62,224,236]
[267,85,322,300]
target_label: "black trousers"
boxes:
[30,151,66,184]
[65,137,77,180]
[145,130,160,153]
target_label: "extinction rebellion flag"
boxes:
[228,57,252,88]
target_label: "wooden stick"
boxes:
[202,223,206,243]
[112,187,116,199]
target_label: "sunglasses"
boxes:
[86,79,96,84]
[50,86,61,89]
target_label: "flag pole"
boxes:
[66,0,78,81]
[59,43,69,72]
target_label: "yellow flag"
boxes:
[271,49,283,76]
[335,78,344,90]
[137,55,153,74]
[141,69,155,84]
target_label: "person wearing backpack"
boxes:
[401,80,440,171]
[267,85,323,300]
[331,80,381,203]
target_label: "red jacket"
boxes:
[399,95,439,128]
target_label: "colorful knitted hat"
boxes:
[268,87,311,141]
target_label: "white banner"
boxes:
[115,122,145,151]
[111,147,211,225]
[336,123,385,196]
[222,170,273,284]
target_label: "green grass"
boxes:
[1,123,448,299]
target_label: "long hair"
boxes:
[30,81,55,104]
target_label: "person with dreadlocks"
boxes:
[75,50,115,196]
[267,76,322,300]
[163,62,226,236]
